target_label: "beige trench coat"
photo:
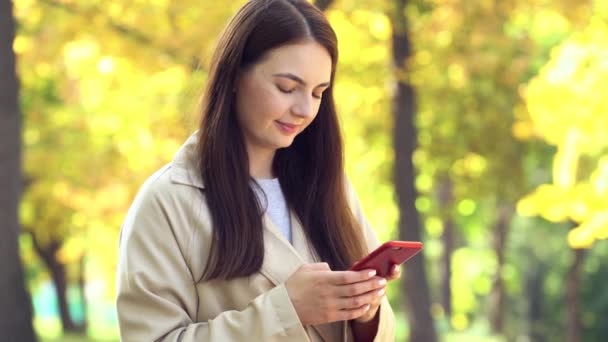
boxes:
[116,133,396,341]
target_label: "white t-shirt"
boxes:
[252,178,292,243]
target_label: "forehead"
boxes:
[255,41,333,83]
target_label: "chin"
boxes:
[275,138,295,149]
[277,142,294,149]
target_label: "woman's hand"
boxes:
[353,264,401,323]
[285,263,387,326]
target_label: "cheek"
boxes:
[308,102,322,123]
[258,91,285,119]
[313,102,322,117]
[241,86,286,121]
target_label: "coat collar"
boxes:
[259,212,318,282]
[171,132,344,341]
[170,132,205,189]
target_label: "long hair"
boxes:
[197,0,367,280]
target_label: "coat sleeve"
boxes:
[116,174,307,342]
[344,177,396,342]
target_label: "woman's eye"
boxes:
[278,85,323,99]
[278,86,295,94]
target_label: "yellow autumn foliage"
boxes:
[519,17,608,248]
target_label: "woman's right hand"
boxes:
[285,263,386,326]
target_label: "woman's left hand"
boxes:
[353,264,401,323]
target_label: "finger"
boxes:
[302,262,332,272]
[337,286,386,310]
[387,265,401,280]
[327,269,376,285]
[334,277,386,297]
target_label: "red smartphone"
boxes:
[350,241,423,277]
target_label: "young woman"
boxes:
[116,0,399,340]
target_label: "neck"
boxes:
[247,144,276,179]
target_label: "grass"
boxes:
[41,333,118,342]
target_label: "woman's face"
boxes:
[234,41,332,155]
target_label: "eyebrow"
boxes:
[272,73,330,88]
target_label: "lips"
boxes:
[275,121,300,134]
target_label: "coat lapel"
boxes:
[259,212,304,284]
[260,211,344,342]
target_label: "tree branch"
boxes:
[37,0,200,68]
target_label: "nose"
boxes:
[291,94,315,118]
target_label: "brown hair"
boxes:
[197,0,367,280]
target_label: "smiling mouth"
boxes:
[275,121,299,134]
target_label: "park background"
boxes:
[2,0,608,341]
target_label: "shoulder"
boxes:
[131,163,173,204]
[126,163,195,217]
[120,161,210,265]
[127,131,207,218]
[124,158,210,225]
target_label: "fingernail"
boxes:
[377,288,385,296]
[378,278,387,286]
[368,270,376,277]
[364,304,370,311]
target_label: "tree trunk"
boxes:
[49,256,76,332]
[31,236,77,332]
[526,260,545,342]
[438,180,454,318]
[390,0,438,341]
[441,219,453,318]
[0,0,37,340]
[566,247,585,342]
[489,205,512,334]
[77,255,87,332]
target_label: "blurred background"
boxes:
[2,0,608,341]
